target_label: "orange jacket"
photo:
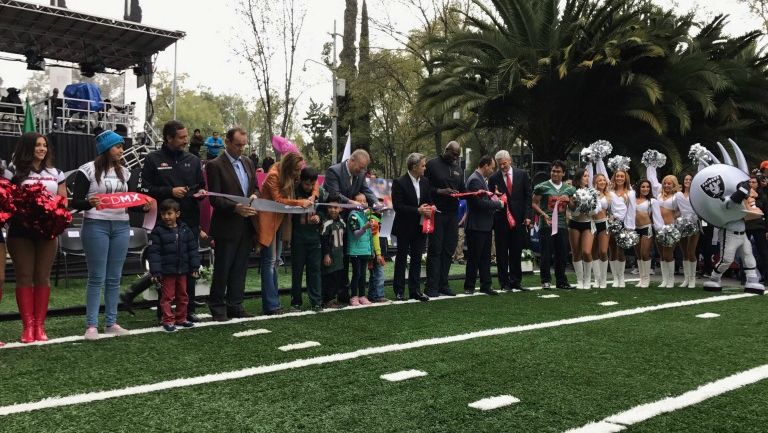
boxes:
[256,165,319,247]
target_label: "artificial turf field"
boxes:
[1,274,767,432]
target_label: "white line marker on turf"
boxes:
[278,341,321,352]
[468,395,520,411]
[599,301,619,306]
[232,329,271,338]
[380,369,428,382]
[539,294,560,298]
[0,293,754,417]
[563,363,768,433]
[695,312,720,319]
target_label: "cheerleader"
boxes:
[568,168,599,289]
[608,168,632,287]
[648,165,681,288]
[632,179,663,288]
[592,174,611,288]
[6,132,67,343]
[678,174,700,288]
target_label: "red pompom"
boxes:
[13,183,72,239]
[0,178,17,225]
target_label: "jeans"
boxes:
[81,218,130,327]
[260,229,283,313]
[368,262,385,300]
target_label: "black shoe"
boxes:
[120,292,135,316]
[175,321,195,328]
[410,292,430,302]
[186,313,202,323]
[228,310,255,319]
[480,289,499,296]
[425,291,440,298]
[745,287,766,295]
[511,285,530,292]
[557,283,575,290]
[438,288,456,297]
[499,286,512,292]
[463,289,475,295]
[266,308,287,316]
[395,294,406,302]
[542,282,552,290]
[212,314,230,322]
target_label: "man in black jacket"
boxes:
[121,120,206,321]
[487,150,533,291]
[464,155,504,295]
[391,153,432,302]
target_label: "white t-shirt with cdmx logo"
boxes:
[78,161,131,221]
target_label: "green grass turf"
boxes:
[0,284,765,432]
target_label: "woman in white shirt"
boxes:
[568,168,598,289]
[608,169,632,287]
[677,174,700,288]
[648,165,682,288]
[592,174,611,288]
[6,132,67,343]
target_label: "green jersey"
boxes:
[321,218,346,274]
[533,180,576,230]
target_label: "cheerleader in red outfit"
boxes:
[6,132,67,343]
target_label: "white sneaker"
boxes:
[84,327,100,341]
[104,324,130,336]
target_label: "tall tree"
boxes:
[354,0,372,152]
[303,99,334,169]
[337,0,358,158]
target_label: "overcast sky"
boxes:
[0,0,762,129]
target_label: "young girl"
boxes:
[609,169,632,287]
[592,174,611,288]
[568,168,598,289]
[677,174,700,288]
[648,165,681,288]
[6,132,67,343]
[347,193,373,306]
[633,179,662,288]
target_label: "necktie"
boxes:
[506,172,513,195]
[234,160,248,195]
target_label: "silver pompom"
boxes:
[641,149,667,168]
[572,188,598,214]
[616,229,639,249]
[607,155,631,172]
[688,144,711,166]
[581,147,596,163]
[590,140,613,159]
[656,224,682,247]
[607,219,624,235]
[674,215,698,238]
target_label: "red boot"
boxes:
[33,286,51,341]
[15,287,35,343]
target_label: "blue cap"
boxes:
[95,130,124,155]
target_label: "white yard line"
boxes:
[563,363,768,433]
[278,341,321,352]
[232,329,271,338]
[599,302,619,306]
[695,313,720,319]
[0,293,754,417]
[468,395,520,411]
[380,369,428,382]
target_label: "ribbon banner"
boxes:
[196,191,389,214]
[452,190,517,229]
[94,192,157,230]
[421,206,437,234]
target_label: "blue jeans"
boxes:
[368,262,384,300]
[260,229,283,313]
[81,218,130,327]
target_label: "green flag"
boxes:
[23,98,35,133]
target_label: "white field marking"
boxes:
[232,329,271,338]
[380,369,428,382]
[540,294,560,299]
[563,363,768,433]
[195,313,212,319]
[599,301,619,306]
[695,312,720,319]
[278,341,321,352]
[0,293,754,417]
[468,395,520,411]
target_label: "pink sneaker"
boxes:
[104,324,130,336]
[84,327,100,341]
[359,296,372,305]
[349,296,360,306]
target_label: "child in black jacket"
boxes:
[147,199,201,332]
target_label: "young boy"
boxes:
[147,199,201,332]
[290,167,326,311]
[367,209,388,302]
[347,193,374,306]
[321,197,346,308]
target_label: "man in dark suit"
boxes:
[488,150,533,291]
[392,153,432,302]
[464,155,504,295]
[205,127,258,321]
[324,149,376,207]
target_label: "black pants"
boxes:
[291,238,322,307]
[208,235,253,317]
[350,256,368,297]
[494,223,526,288]
[539,226,568,286]
[393,233,426,296]
[322,269,345,303]
[748,229,768,280]
[186,230,200,314]
[464,229,493,291]
[700,224,717,275]
[427,212,458,295]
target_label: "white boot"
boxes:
[573,260,584,289]
[609,261,619,287]
[591,261,599,288]
[583,261,593,289]
[678,260,690,288]
[703,271,723,292]
[635,261,645,288]
[665,261,675,288]
[599,260,609,288]
[618,261,626,287]
[687,261,697,289]
[744,271,766,295]
[639,260,651,288]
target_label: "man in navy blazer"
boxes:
[487,150,533,291]
[391,153,432,302]
[464,155,504,295]
[323,149,376,207]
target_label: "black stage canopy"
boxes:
[0,0,184,71]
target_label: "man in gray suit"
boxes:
[324,149,376,207]
[463,155,504,295]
